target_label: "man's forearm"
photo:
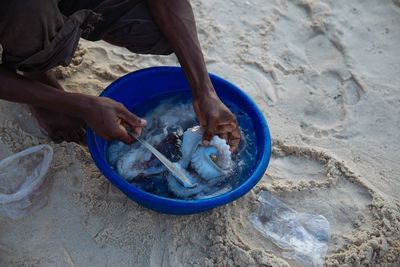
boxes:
[0,67,90,117]
[147,0,216,100]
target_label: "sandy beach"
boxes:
[1,0,400,266]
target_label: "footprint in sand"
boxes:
[343,76,364,105]
[299,71,347,138]
[305,34,350,81]
[263,142,374,251]
[264,141,340,188]
[277,177,372,228]
[208,62,278,107]
[268,154,328,182]
[268,1,365,139]
[299,72,365,138]
[300,35,365,138]
[276,178,373,253]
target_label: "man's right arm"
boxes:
[0,66,90,117]
[0,66,146,142]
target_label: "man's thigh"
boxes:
[60,0,173,55]
[0,0,94,72]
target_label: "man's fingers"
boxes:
[220,133,229,142]
[228,128,241,153]
[119,110,147,138]
[202,125,214,145]
[120,109,147,128]
[203,121,240,148]
[107,119,134,143]
[228,137,240,153]
[114,124,134,144]
[216,122,235,133]
[133,126,143,136]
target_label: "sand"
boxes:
[1,0,400,266]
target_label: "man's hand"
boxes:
[83,96,147,144]
[147,1,241,152]
[0,67,146,144]
[193,93,241,153]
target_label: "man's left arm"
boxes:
[147,0,241,152]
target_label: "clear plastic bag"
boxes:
[249,191,330,267]
[0,145,53,219]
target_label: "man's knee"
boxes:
[0,0,84,72]
[103,25,174,56]
[148,39,174,56]
[0,0,64,59]
[88,0,174,56]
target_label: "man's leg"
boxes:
[60,0,173,55]
[100,0,173,56]
[0,0,88,144]
[23,71,86,143]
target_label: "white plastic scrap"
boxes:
[249,191,330,267]
[0,145,53,219]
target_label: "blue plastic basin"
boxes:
[86,66,271,215]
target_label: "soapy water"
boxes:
[107,93,257,200]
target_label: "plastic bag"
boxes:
[249,191,330,267]
[0,145,53,219]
